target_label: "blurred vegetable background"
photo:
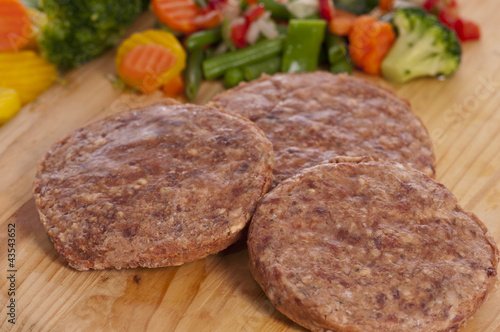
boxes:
[0,0,482,125]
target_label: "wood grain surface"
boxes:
[1,2,500,331]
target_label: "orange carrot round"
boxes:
[162,75,185,97]
[152,0,200,34]
[348,15,395,75]
[379,0,394,11]
[329,10,356,36]
[0,0,31,52]
[119,44,178,93]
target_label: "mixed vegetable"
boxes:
[0,0,482,125]
[115,0,475,99]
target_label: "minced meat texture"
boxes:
[33,101,274,270]
[210,72,436,184]
[248,157,498,332]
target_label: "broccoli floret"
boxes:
[381,7,461,83]
[38,0,147,69]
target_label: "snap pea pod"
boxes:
[184,47,204,101]
[185,27,222,51]
[281,19,326,73]
[224,68,245,88]
[326,34,352,74]
[203,36,285,80]
[242,56,281,81]
[258,0,290,21]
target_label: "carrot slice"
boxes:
[162,74,185,97]
[379,0,394,11]
[0,0,31,52]
[152,0,200,34]
[119,44,178,93]
[348,15,395,75]
[329,10,357,36]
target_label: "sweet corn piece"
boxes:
[0,87,21,125]
[0,51,58,105]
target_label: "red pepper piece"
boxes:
[423,0,440,12]
[231,22,248,48]
[245,4,266,23]
[438,8,457,29]
[319,0,335,21]
[455,18,480,41]
[207,0,227,10]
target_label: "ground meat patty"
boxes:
[248,157,498,332]
[33,101,274,270]
[209,72,435,184]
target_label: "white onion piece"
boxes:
[223,0,242,21]
[259,18,279,40]
[245,21,261,45]
[286,0,319,19]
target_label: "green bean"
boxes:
[224,68,245,88]
[242,56,281,81]
[184,47,204,101]
[185,27,222,51]
[326,34,347,64]
[258,0,290,21]
[281,19,326,73]
[203,37,285,80]
[330,61,352,74]
[326,34,352,74]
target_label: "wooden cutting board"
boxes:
[1,2,500,331]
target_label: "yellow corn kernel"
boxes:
[0,87,21,125]
[0,51,58,105]
[116,30,186,88]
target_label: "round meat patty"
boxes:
[33,101,274,270]
[209,72,436,184]
[248,157,499,332]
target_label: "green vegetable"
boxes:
[221,17,236,51]
[334,0,379,15]
[326,34,352,74]
[258,0,290,21]
[185,27,222,51]
[381,8,461,83]
[203,37,285,80]
[224,68,245,88]
[38,0,146,69]
[242,56,281,81]
[184,48,204,101]
[281,19,326,73]
[330,61,353,74]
